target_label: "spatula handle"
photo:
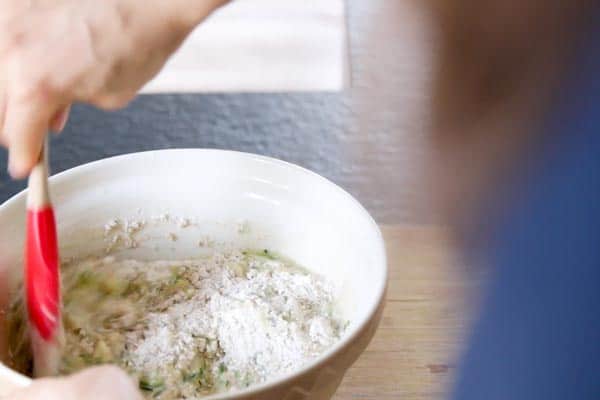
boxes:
[27,136,50,209]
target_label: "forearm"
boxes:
[109,0,230,64]
[162,0,230,32]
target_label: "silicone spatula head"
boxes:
[24,137,62,377]
[25,207,60,340]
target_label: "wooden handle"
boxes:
[31,326,64,377]
[27,137,50,209]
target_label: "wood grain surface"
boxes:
[333,226,478,400]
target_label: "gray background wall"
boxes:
[0,1,433,224]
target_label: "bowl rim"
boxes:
[0,149,388,398]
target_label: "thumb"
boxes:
[10,366,143,400]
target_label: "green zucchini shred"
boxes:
[139,377,166,393]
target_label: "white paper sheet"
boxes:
[140,0,348,93]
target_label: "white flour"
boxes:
[5,215,346,399]
[75,250,345,395]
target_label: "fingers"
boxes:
[62,366,144,400]
[10,366,143,400]
[0,92,7,147]
[4,91,56,178]
[1,92,69,179]
[50,104,71,133]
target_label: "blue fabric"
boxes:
[452,25,600,400]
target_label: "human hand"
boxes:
[7,365,143,400]
[0,0,225,178]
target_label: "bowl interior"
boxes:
[0,150,386,395]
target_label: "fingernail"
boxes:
[56,111,68,132]
[53,106,70,133]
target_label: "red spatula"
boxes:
[24,136,63,377]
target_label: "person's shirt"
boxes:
[452,21,600,400]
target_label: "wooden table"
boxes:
[333,226,478,400]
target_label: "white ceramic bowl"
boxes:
[0,149,387,399]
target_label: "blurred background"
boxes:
[0,0,434,224]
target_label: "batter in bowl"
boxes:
[7,249,346,399]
